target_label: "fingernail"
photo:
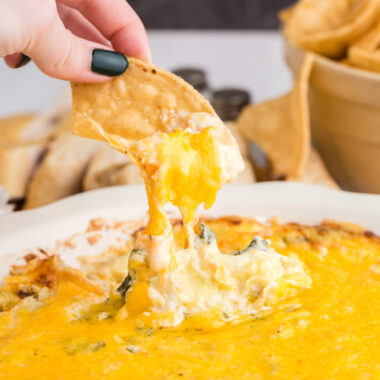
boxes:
[16,54,31,68]
[91,49,128,77]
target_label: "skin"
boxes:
[0,0,151,82]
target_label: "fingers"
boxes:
[57,3,111,46]
[24,9,127,82]
[58,0,151,61]
[1,0,142,82]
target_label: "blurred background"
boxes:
[128,0,293,29]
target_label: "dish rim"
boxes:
[0,182,379,252]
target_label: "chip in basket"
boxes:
[237,55,314,180]
[281,0,380,58]
[348,21,380,71]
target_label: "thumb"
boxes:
[25,11,128,82]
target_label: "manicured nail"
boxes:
[91,49,128,77]
[16,54,31,68]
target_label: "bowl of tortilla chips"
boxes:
[281,0,380,194]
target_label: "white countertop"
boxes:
[0,31,292,117]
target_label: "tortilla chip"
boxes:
[0,90,71,150]
[348,21,380,71]
[24,133,101,209]
[278,5,295,24]
[224,121,250,158]
[83,145,142,191]
[0,91,73,199]
[71,57,215,143]
[0,114,40,199]
[299,148,339,189]
[222,122,255,183]
[237,55,314,180]
[0,114,35,144]
[281,0,380,58]
[232,158,256,184]
[105,164,143,187]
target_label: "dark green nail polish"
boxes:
[91,49,128,77]
[16,54,31,68]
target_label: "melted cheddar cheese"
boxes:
[86,109,310,326]
[99,111,244,237]
[131,127,224,235]
[0,217,379,379]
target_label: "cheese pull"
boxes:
[71,58,244,239]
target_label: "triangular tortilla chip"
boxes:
[71,57,215,143]
[0,114,35,144]
[24,133,101,209]
[237,54,314,180]
[83,145,142,191]
[0,114,36,199]
[281,0,380,58]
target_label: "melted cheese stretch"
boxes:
[132,127,224,235]
[99,112,244,238]
[0,218,379,379]
[95,111,311,326]
[98,111,245,275]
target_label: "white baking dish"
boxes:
[0,182,379,280]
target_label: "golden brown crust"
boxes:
[201,215,380,243]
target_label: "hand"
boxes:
[0,0,151,82]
